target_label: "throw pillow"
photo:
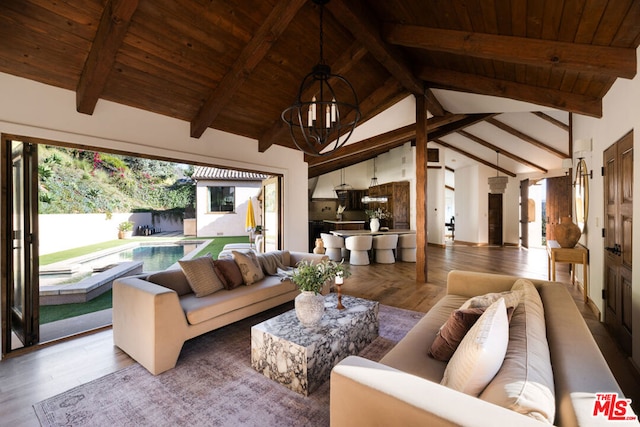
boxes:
[479,279,556,423]
[459,289,521,311]
[428,307,485,362]
[213,258,245,289]
[178,255,225,297]
[232,250,265,285]
[441,297,509,396]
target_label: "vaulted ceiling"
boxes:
[1,0,638,176]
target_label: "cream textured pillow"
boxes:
[178,255,225,297]
[232,250,265,285]
[459,290,521,311]
[479,279,556,423]
[441,297,509,396]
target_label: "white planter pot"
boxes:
[295,291,325,327]
[370,218,380,232]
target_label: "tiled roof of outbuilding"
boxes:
[192,166,270,181]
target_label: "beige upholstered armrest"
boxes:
[113,278,188,375]
[331,356,543,427]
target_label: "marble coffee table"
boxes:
[251,293,379,396]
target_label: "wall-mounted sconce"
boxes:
[561,158,573,176]
[574,138,592,157]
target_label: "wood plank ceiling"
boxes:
[0,0,638,175]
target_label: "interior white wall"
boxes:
[0,72,310,253]
[571,45,640,368]
[454,165,479,243]
[427,167,445,246]
[503,176,521,246]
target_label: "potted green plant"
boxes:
[291,259,351,327]
[118,221,134,239]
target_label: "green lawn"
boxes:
[195,236,250,259]
[40,235,249,324]
[40,290,113,324]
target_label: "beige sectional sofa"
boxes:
[113,250,327,375]
[331,270,638,426]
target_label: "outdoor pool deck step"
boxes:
[40,261,143,306]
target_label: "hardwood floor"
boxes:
[1,245,638,425]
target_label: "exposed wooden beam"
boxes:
[308,124,415,177]
[427,114,495,140]
[426,89,445,117]
[415,94,428,282]
[532,112,570,132]
[384,24,637,79]
[457,130,548,173]
[432,139,516,177]
[76,0,139,114]
[307,113,490,176]
[258,42,369,152]
[486,117,568,159]
[326,0,445,116]
[417,66,603,118]
[190,0,306,138]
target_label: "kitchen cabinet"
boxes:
[342,189,367,211]
[367,181,410,229]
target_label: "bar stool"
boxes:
[321,233,345,261]
[398,234,416,262]
[345,235,373,265]
[373,234,398,263]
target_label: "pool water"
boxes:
[40,242,201,287]
[97,243,200,272]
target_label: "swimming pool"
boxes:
[89,243,201,272]
[40,241,205,287]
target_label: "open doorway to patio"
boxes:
[1,134,280,355]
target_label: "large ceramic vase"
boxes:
[370,218,380,232]
[554,216,581,248]
[295,291,325,327]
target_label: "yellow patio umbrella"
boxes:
[246,197,257,248]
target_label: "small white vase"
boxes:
[295,291,325,327]
[370,218,380,232]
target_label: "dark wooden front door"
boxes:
[488,193,503,246]
[603,131,633,355]
[545,175,572,242]
[520,179,529,248]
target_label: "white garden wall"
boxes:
[38,212,183,255]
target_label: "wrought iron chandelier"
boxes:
[281,0,361,157]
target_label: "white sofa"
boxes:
[331,270,638,426]
[113,250,327,375]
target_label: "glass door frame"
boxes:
[2,135,39,356]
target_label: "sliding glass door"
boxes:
[2,138,39,354]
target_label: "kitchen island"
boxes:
[323,220,366,230]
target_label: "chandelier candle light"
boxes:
[281,0,361,156]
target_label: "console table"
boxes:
[546,240,588,302]
[250,294,378,396]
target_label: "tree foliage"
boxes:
[38,146,195,215]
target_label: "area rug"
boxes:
[34,303,423,427]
